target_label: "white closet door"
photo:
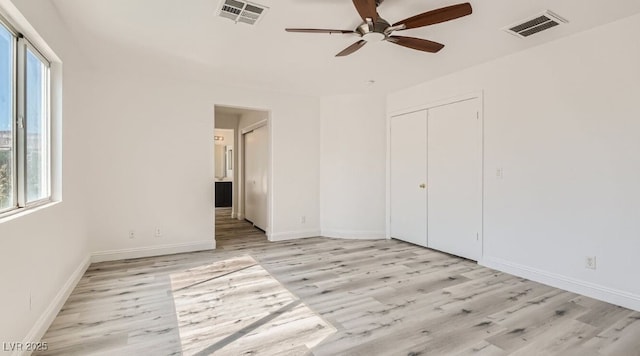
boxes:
[427,98,482,260]
[390,110,428,247]
[244,124,268,231]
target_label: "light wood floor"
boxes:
[37,208,640,355]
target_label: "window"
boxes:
[0,18,51,215]
[0,24,14,212]
[25,47,50,203]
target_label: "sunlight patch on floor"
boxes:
[169,255,336,355]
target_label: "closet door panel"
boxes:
[390,110,428,247]
[427,98,482,260]
[244,125,268,230]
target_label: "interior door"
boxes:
[244,124,268,231]
[427,98,482,260]
[390,110,428,247]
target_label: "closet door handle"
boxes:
[419,183,426,189]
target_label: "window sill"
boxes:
[0,200,61,224]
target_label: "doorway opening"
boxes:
[213,105,271,249]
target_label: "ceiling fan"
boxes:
[285,0,472,57]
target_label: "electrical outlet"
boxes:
[585,256,597,270]
[154,228,162,237]
[301,216,306,224]
[128,230,136,239]
[496,168,504,179]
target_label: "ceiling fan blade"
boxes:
[336,40,367,57]
[393,3,472,30]
[387,36,445,53]
[285,28,355,34]
[352,0,379,21]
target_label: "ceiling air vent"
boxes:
[504,10,568,38]
[218,0,268,25]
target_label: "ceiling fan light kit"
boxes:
[357,19,390,42]
[285,0,472,57]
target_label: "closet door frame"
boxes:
[386,91,484,257]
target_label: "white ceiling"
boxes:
[50,0,640,96]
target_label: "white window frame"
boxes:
[0,14,53,218]
[19,39,51,207]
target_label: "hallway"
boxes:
[215,207,267,250]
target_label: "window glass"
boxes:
[0,25,13,211]
[0,19,52,216]
[25,48,48,203]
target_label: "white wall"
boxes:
[320,94,387,239]
[214,129,235,146]
[0,0,91,344]
[388,13,640,311]
[85,70,321,256]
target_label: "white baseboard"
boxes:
[481,256,640,312]
[321,229,386,240]
[237,213,244,220]
[91,240,216,263]
[269,229,321,241]
[20,255,91,356]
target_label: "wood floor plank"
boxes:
[35,208,640,355]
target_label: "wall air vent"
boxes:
[504,10,568,38]
[218,0,268,25]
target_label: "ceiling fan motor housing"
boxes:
[356,18,390,41]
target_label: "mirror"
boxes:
[225,145,233,177]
